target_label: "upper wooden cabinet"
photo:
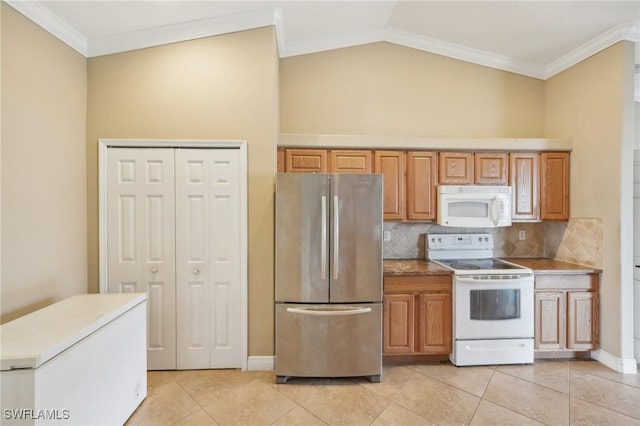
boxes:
[374,151,405,220]
[280,147,570,223]
[510,153,539,220]
[330,150,372,173]
[406,152,438,221]
[439,152,473,184]
[284,149,373,174]
[285,149,327,173]
[540,152,570,220]
[277,148,285,173]
[475,152,508,185]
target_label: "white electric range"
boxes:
[426,233,534,366]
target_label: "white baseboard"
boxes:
[591,349,638,374]
[247,356,274,371]
[634,338,640,365]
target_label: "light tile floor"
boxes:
[126,360,640,425]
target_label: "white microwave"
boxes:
[437,185,512,228]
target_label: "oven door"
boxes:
[454,275,534,340]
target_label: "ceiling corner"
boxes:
[4,0,87,57]
[383,27,546,79]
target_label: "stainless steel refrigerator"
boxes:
[275,173,383,384]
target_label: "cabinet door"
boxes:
[285,149,328,173]
[417,293,452,354]
[277,148,285,173]
[475,153,508,185]
[374,151,405,220]
[540,152,569,220]
[330,150,372,173]
[383,294,415,354]
[534,291,565,350]
[567,291,598,350]
[510,153,539,220]
[439,152,473,184]
[406,151,437,220]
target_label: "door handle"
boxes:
[286,307,371,316]
[321,195,327,280]
[333,195,339,280]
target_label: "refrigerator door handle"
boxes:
[321,195,327,280]
[333,195,340,280]
[286,307,372,316]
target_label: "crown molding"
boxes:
[3,0,87,56]
[278,28,385,58]
[6,0,639,82]
[544,22,640,79]
[384,27,546,79]
[87,7,276,57]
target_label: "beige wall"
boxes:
[86,26,279,356]
[545,42,636,359]
[1,4,88,323]
[280,42,545,137]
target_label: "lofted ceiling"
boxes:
[4,0,640,80]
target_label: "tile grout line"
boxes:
[170,372,219,425]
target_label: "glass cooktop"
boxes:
[435,258,527,271]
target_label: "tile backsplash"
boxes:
[544,218,603,268]
[384,218,602,267]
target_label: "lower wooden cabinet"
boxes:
[534,273,599,353]
[383,275,451,356]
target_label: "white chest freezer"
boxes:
[1,293,147,425]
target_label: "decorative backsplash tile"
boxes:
[544,218,603,268]
[382,222,545,259]
[383,218,602,268]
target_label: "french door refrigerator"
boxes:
[275,173,383,384]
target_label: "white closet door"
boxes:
[176,149,241,369]
[107,148,176,370]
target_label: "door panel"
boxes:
[107,148,176,370]
[383,294,415,354]
[330,174,383,303]
[176,149,242,369]
[276,174,330,303]
[275,303,382,379]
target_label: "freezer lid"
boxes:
[0,293,147,371]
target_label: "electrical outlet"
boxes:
[383,230,391,241]
[518,230,526,241]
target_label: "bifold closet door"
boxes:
[107,148,177,370]
[175,149,242,369]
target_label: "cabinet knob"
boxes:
[193,268,200,275]
[151,267,158,273]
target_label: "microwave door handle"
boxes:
[490,197,499,226]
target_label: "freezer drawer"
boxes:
[275,303,382,383]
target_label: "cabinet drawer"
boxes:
[534,274,598,291]
[384,275,451,293]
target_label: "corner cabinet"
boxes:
[540,152,570,220]
[534,273,599,354]
[383,275,452,357]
